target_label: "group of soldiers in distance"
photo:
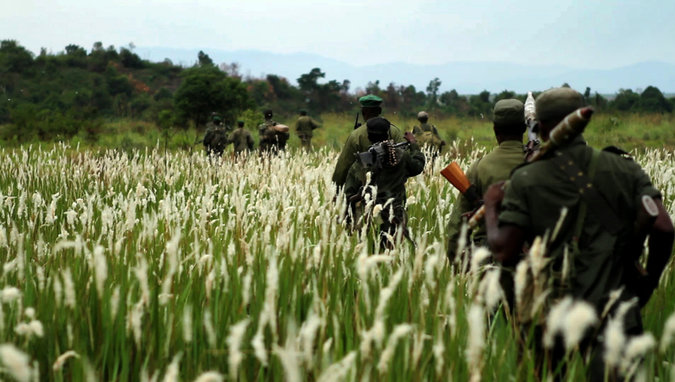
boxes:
[201,107,445,157]
[203,88,674,380]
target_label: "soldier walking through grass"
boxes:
[295,110,321,151]
[483,87,674,380]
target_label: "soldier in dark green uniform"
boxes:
[258,109,289,154]
[332,94,405,190]
[227,120,254,155]
[412,111,445,156]
[344,117,425,249]
[483,87,674,380]
[295,110,321,151]
[446,99,526,260]
[203,114,228,157]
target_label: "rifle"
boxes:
[442,106,595,228]
[353,112,361,130]
[523,91,540,161]
[356,141,409,171]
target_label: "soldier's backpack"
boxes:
[416,125,443,150]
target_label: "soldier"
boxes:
[295,110,321,151]
[202,114,228,157]
[332,94,405,190]
[344,117,425,249]
[227,120,254,155]
[412,111,445,156]
[483,87,674,380]
[258,109,289,154]
[446,99,526,260]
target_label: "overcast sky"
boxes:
[3,0,674,69]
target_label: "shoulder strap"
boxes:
[551,148,622,235]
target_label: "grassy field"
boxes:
[5,111,672,155]
[0,136,674,381]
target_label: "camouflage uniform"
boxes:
[228,127,254,155]
[295,114,321,151]
[258,118,289,154]
[203,123,228,157]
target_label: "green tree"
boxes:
[426,77,441,109]
[640,86,672,113]
[0,40,34,74]
[612,89,640,112]
[198,51,214,67]
[174,65,252,127]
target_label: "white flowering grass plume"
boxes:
[226,318,249,379]
[0,343,34,382]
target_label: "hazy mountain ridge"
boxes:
[139,46,675,94]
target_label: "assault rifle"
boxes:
[353,112,361,130]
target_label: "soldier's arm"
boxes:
[405,142,426,176]
[641,197,674,304]
[247,133,255,149]
[332,136,358,186]
[484,181,527,266]
[312,118,321,129]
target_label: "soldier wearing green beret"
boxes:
[295,110,321,151]
[483,87,674,380]
[447,98,526,261]
[332,94,405,189]
[203,113,228,157]
[227,120,254,155]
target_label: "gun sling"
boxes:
[550,149,622,235]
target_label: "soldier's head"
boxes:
[213,115,222,125]
[492,99,525,143]
[359,94,383,121]
[535,87,584,141]
[263,109,273,120]
[366,117,390,143]
[417,111,429,124]
[299,110,307,116]
[237,120,244,128]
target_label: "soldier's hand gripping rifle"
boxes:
[523,91,540,161]
[442,106,595,228]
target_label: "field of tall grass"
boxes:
[0,138,675,381]
[14,111,673,155]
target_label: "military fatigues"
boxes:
[203,124,229,156]
[447,140,524,257]
[332,122,405,188]
[499,135,660,379]
[344,141,425,247]
[228,127,254,155]
[295,115,320,151]
[412,123,444,154]
[258,119,289,154]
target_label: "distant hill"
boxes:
[139,46,675,95]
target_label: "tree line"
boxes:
[1,40,673,142]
